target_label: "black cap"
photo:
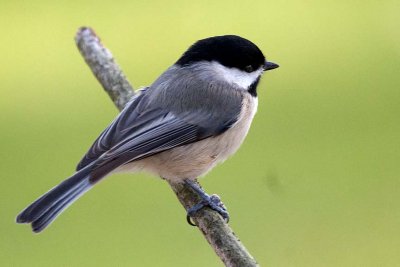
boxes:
[176,35,266,73]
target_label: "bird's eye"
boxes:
[245,65,253,73]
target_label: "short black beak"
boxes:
[263,61,279,71]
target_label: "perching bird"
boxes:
[16,35,279,232]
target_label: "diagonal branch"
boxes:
[75,27,259,267]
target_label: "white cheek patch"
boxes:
[211,62,263,89]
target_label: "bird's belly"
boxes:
[119,95,257,182]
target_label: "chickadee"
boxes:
[16,35,279,232]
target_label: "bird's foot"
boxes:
[184,179,229,226]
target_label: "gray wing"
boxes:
[76,90,153,171]
[88,110,216,183]
[76,74,242,181]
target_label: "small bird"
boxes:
[16,35,279,232]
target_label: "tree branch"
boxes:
[75,27,259,267]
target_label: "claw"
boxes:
[187,215,196,226]
[184,180,230,226]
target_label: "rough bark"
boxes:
[75,27,259,267]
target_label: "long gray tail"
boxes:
[16,165,93,233]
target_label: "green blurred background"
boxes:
[1,0,399,266]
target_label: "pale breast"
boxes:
[118,94,258,182]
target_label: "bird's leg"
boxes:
[185,179,229,226]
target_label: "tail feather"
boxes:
[31,180,91,233]
[16,165,93,232]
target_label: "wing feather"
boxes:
[89,112,205,182]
